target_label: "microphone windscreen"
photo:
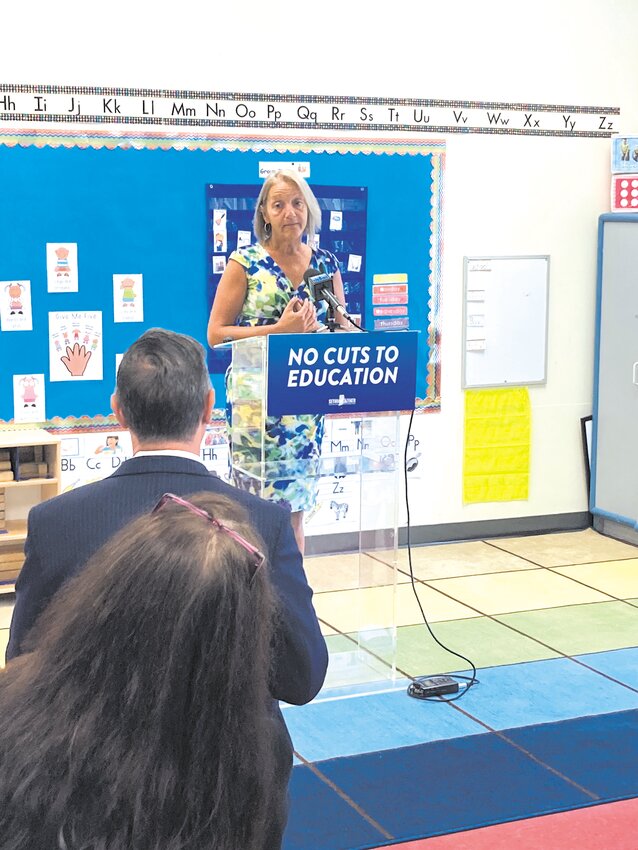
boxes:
[303,267,321,284]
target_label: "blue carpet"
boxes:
[314,730,590,843]
[448,657,638,729]
[283,764,387,850]
[577,647,638,689]
[507,709,638,800]
[285,688,485,763]
[284,710,638,848]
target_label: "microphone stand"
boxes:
[305,270,352,333]
[324,299,338,333]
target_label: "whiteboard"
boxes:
[462,255,549,388]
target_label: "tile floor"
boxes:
[303,528,638,693]
[2,527,638,683]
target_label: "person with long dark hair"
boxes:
[0,491,286,850]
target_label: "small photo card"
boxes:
[213,209,227,228]
[347,254,362,272]
[329,211,343,231]
[213,256,227,275]
[214,230,227,253]
[612,136,638,173]
[46,243,79,292]
[1,280,33,331]
[113,274,144,322]
[237,230,252,249]
[13,374,46,423]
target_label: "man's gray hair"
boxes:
[116,328,211,442]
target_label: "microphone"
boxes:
[303,269,332,289]
[303,267,355,323]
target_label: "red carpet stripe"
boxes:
[372,797,638,849]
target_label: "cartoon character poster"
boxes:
[46,243,79,293]
[113,274,144,322]
[49,311,103,381]
[12,374,46,423]
[0,280,33,331]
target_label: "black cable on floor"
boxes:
[403,407,479,703]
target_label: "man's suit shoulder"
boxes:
[28,476,118,523]
[29,463,291,531]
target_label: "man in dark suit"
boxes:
[6,328,328,843]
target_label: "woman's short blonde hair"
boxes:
[253,170,322,243]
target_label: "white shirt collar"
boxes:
[134,449,206,466]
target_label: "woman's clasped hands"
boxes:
[276,295,318,334]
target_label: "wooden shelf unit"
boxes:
[0,429,61,585]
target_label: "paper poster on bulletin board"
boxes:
[462,255,549,388]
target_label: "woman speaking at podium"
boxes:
[207,169,346,553]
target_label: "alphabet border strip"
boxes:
[0,83,620,137]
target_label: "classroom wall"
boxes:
[3,0,636,532]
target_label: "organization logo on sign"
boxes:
[328,394,356,407]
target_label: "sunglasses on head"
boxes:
[152,493,266,582]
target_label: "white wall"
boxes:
[3,0,636,529]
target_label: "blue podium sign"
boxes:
[267,331,418,416]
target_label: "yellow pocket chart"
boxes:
[463,387,531,503]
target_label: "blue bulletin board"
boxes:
[0,134,442,426]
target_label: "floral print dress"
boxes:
[226,243,339,512]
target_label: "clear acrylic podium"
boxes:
[226,331,417,689]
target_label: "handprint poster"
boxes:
[49,311,103,382]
